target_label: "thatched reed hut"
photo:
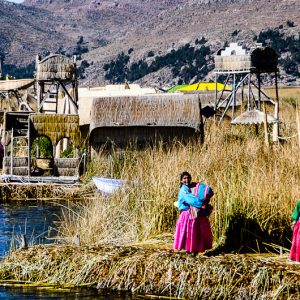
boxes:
[89,93,215,149]
[29,114,81,177]
[2,112,81,177]
[29,114,80,147]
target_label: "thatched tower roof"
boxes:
[231,110,277,125]
[35,54,75,81]
[89,94,215,135]
[30,114,80,147]
[214,43,278,74]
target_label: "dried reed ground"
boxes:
[1,245,300,299]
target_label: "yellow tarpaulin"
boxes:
[178,82,232,92]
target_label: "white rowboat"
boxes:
[92,177,126,194]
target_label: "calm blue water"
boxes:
[0,286,134,299]
[0,201,61,257]
[0,201,136,299]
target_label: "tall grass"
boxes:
[59,97,300,252]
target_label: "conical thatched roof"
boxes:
[231,110,277,125]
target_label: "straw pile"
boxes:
[30,114,80,147]
[0,244,300,299]
[36,55,75,81]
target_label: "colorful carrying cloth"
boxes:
[189,182,213,218]
[193,182,214,201]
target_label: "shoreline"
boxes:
[1,244,300,299]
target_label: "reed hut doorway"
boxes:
[30,135,53,176]
[56,137,76,158]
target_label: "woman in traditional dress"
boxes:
[173,171,214,254]
[289,201,300,262]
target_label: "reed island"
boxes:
[1,44,300,299]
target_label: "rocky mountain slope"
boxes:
[1,0,299,86]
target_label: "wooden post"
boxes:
[263,102,269,147]
[7,92,12,111]
[10,128,13,175]
[248,73,251,110]
[272,71,279,142]
[83,149,86,175]
[0,55,3,80]
[215,73,218,104]
[28,118,31,176]
[55,140,61,159]
[257,72,261,111]
[296,105,300,148]
[53,143,56,168]
[73,55,79,109]
[232,74,236,119]
[241,76,244,114]
[37,82,43,113]
[198,96,204,144]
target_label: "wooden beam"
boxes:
[59,81,78,114]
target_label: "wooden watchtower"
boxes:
[2,54,81,182]
[36,54,78,114]
[214,43,279,139]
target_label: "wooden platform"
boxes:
[0,79,34,91]
[0,175,80,185]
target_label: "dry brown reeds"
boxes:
[59,93,300,252]
[0,183,90,201]
[1,244,300,299]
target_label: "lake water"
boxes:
[0,201,136,299]
[0,201,63,257]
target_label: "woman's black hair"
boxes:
[179,171,191,187]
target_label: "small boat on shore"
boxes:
[92,177,126,194]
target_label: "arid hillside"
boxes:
[1,0,299,86]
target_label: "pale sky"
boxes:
[7,0,24,3]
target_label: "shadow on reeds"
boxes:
[207,214,292,255]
